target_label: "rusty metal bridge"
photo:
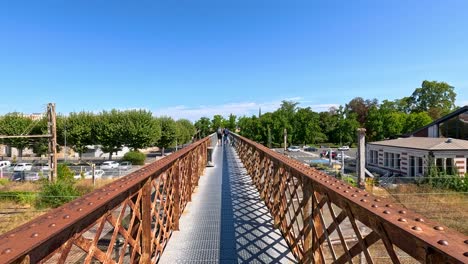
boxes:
[0,134,467,263]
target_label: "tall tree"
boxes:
[123,110,161,151]
[194,117,211,138]
[225,114,237,131]
[176,119,195,145]
[409,80,456,119]
[66,112,95,159]
[94,110,125,159]
[211,115,225,132]
[346,97,378,125]
[0,113,34,159]
[157,116,177,156]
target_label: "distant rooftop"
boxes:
[369,137,468,151]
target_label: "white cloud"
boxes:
[152,99,339,122]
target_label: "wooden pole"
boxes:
[47,103,57,182]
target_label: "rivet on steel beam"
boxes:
[49,223,56,228]
[98,197,103,200]
[372,204,378,208]
[412,226,422,231]
[8,234,15,238]
[106,193,110,196]
[355,190,361,193]
[463,252,468,257]
[31,233,39,238]
[415,218,424,222]
[385,204,392,208]
[398,218,407,222]
[73,202,80,206]
[351,194,357,197]
[383,210,391,214]
[434,226,444,231]
[360,199,367,202]
[374,199,381,202]
[88,202,94,206]
[364,194,370,197]
[63,215,70,219]
[77,208,83,212]
[344,190,349,193]
[399,210,406,214]
[47,215,53,219]
[437,240,449,246]
[2,248,12,254]
[337,187,342,190]
[29,224,37,228]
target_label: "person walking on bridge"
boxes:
[216,127,223,146]
[223,128,230,145]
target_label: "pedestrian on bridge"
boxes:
[217,127,223,146]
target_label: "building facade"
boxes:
[367,137,468,177]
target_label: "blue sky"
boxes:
[1,0,467,121]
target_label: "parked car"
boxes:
[101,161,119,170]
[0,161,11,169]
[119,161,132,170]
[336,153,351,160]
[74,169,105,180]
[287,146,301,152]
[338,146,350,151]
[304,147,318,152]
[33,162,50,171]
[320,150,337,159]
[13,163,33,172]
[11,171,41,181]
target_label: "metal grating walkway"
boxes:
[159,144,296,264]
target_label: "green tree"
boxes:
[157,116,177,156]
[94,110,124,159]
[123,110,161,150]
[0,113,34,159]
[225,114,237,131]
[194,117,211,138]
[409,80,456,119]
[66,112,95,159]
[346,97,378,125]
[211,115,225,132]
[402,112,432,134]
[176,119,195,145]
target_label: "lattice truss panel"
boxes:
[0,137,211,264]
[233,134,468,264]
[43,190,145,264]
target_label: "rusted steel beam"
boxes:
[0,136,212,264]
[232,133,468,264]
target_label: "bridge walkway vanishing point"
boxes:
[159,144,296,263]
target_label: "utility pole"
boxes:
[357,128,366,189]
[283,128,287,152]
[47,103,57,182]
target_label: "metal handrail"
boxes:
[232,133,467,264]
[0,136,212,264]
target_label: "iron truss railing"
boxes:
[0,136,210,264]
[231,134,468,264]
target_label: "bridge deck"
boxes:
[159,144,296,263]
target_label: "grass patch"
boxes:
[371,184,468,235]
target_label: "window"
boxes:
[395,154,401,169]
[418,157,423,175]
[446,158,454,175]
[369,150,378,164]
[436,158,444,172]
[384,153,389,167]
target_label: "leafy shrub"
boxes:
[37,180,80,208]
[37,164,79,208]
[123,151,146,165]
[0,191,36,203]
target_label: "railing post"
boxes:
[357,128,367,189]
[173,160,181,231]
[273,163,282,229]
[140,178,152,264]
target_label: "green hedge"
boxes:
[123,151,146,165]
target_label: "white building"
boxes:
[367,137,468,177]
